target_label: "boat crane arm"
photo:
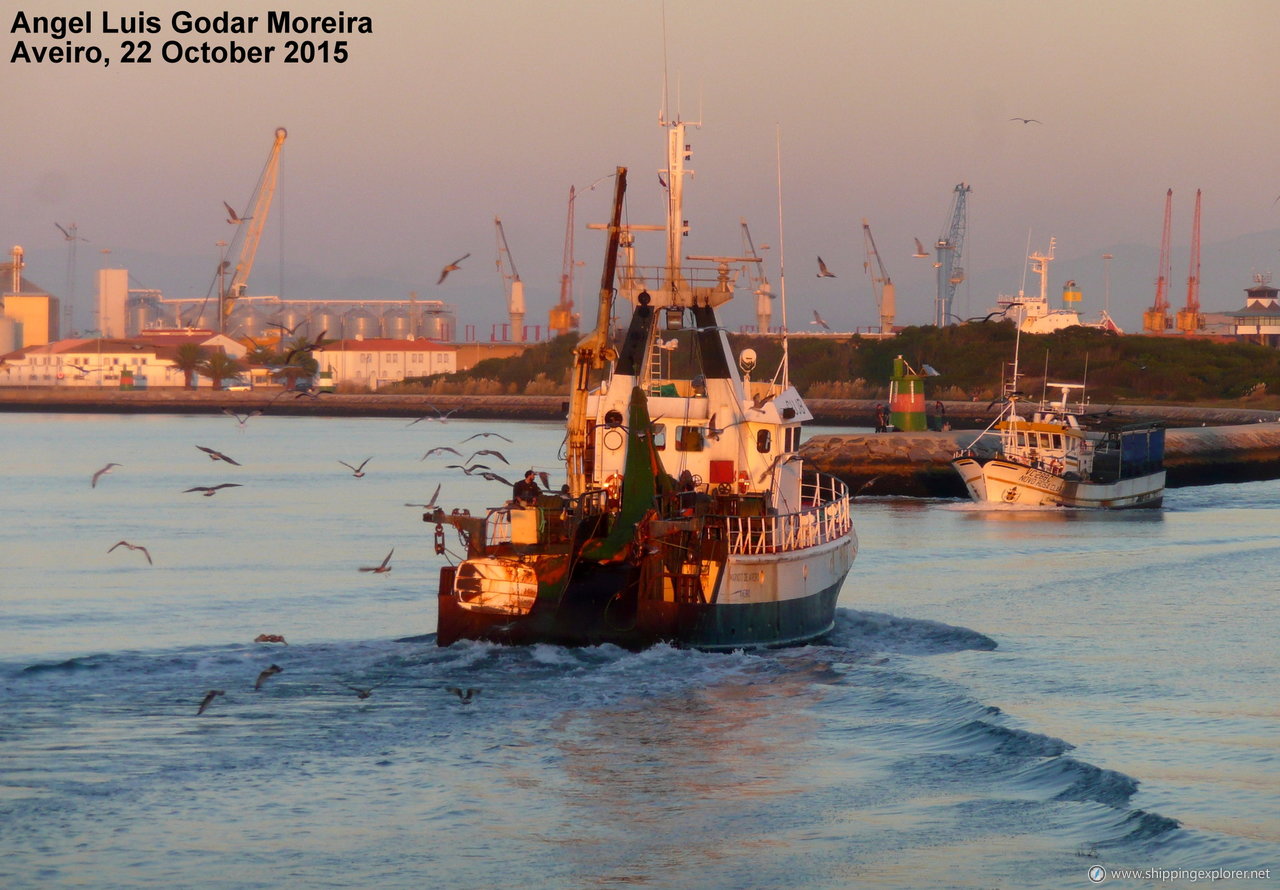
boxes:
[566,167,627,498]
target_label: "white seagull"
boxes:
[359,548,394,574]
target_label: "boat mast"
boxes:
[566,167,627,498]
[775,124,790,388]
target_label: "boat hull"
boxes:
[437,536,854,651]
[952,456,1165,509]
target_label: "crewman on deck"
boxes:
[513,469,541,506]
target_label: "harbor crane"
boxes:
[934,183,971,326]
[861,218,896,334]
[221,127,287,328]
[494,216,526,342]
[1143,188,1174,333]
[739,219,774,333]
[1176,189,1204,333]
[549,186,581,337]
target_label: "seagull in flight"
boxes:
[55,222,88,242]
[197,445,241,465]
[446,463,491,475]
[420,446,461,460]
[478,471,513,487]
[268,320,304,337]
[407,407,457,426]
[461,432,513,443]
[340,678,389,699]
[468,449,509,465]
[91,462,121,488]
[706,413,725,441]
[913,237,930,258]
[816,256,837,278]
[405,483,443,509]
[810,310,832,331]
[108,540,152,565]
[184,483,243,496]
[223,201,252,224]
[359,548,394,574]
[445,686,480,704]
[196,689,225,715]
[1009,117,1042,124]
[437,253,471,285]
[339,458,372,477]
[254,664,283,691]
[222,408,261,428]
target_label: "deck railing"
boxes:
[723,473,852,556]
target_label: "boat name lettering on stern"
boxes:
[9,10,374,66]
[1018,468,1062,491]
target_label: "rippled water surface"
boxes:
[2,413,1277,888]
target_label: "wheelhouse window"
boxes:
[756,429,771,453]
[652,423,667,451]
[675,425,704,452]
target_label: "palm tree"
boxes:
[274,352,318,391]
[172,343,207,390]
[242,340,279,367]
[197,351,245,391]
[275,334,321,390]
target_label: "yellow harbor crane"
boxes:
[221,127,287,327]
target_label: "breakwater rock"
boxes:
[802,423,1280,498]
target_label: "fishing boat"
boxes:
[427,119,857,649]
[951,348,1165,509]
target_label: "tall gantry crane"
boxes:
[934,183,971,326]
[549,185,581,337]
[222,127,287,327]
[1176,188,1204,333]
[1144,188,1174,334]
[740,219,774,333]
[494,216,526,342]
[861,218,895,334]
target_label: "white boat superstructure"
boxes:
[992,239,1122,334]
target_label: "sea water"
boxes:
[1,413,1276,889]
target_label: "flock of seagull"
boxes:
[192,657,481,715]
[93,411,526,571]
[85,402,525,715]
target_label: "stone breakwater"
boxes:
[802,424,1280,498]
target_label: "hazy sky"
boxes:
[5,0,1279,336]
